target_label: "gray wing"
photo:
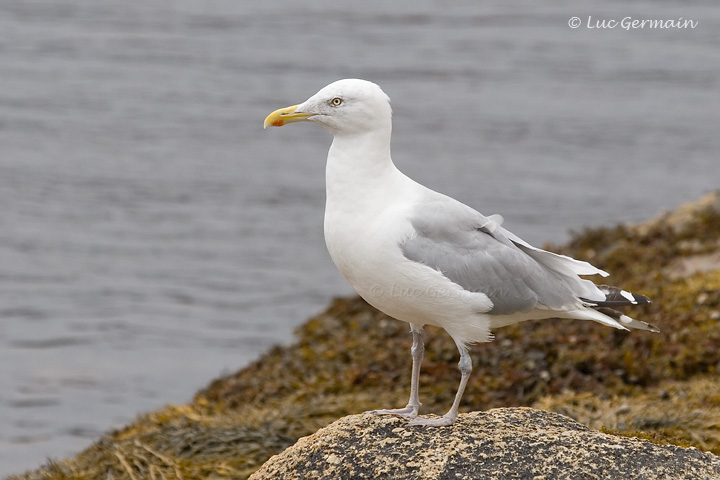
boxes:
[400,199,594,315]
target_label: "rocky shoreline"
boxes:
[9,191,720,480]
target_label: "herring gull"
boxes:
[264,79,657,427]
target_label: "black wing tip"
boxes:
[582,285,652,307]
[646,323,661,333]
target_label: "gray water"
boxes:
[1,0,719,475]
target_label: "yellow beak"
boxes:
[263,104,314,128]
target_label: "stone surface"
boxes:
[249,408,720,480]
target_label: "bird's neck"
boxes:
[325,130,399,202]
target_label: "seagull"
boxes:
[264,79,657,427]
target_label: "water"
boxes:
[1,0,718,475]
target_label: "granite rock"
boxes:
[249,408,720,480]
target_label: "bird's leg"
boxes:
[409,342,471,427]
[365,323,424,419]
[405,323,425,414]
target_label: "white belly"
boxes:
[324,204,493,344]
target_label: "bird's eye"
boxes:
[331,97,343,106]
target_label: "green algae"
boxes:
[10,192,720,480]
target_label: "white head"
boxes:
[264,79,392,136]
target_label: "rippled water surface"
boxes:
[1,0,719,475]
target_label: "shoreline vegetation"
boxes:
[10,191,720,480]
